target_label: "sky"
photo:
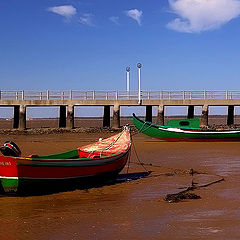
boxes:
[1,0,240,118]
[1,0,240,92]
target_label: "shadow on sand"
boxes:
[0,171,151,197]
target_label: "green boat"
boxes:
[133,114,240,141]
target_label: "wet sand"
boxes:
[1,119,240,239]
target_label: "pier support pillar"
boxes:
[103,105,110,127]
[145,105,152,122]
[187,106,194,119]
[59,106,66,128]
[200,105,208,127]
[19,105,26,130]
[156,105,164,125]
[227,105,234,126]
[66,105,74,129]
[112,104,120,129]
[13,106,20,129]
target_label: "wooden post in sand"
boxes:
[156,105,164,125]
[227,105,234,125]
[112,104,120,129]
[59,106,66,128]
[103,105,110,127]
[200,105,208,127]
[13,105,20,128]
[19,105,26,130]
[187,106,194,119]
[66,105,74,129]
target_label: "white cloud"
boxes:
[125,9,143,26]
[109,16,120,25]
[47,5,77,19]
[79,13,95,26]
[167,0,240,33]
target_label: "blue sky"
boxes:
[1,0,240,92]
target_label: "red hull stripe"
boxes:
[0,156,18,177]
[0,153,129,179]
[19,155,128,179]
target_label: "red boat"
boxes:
[0,126,131,193]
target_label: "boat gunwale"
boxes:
[14,149,130,166]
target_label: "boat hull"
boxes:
[0,150,130,193]
[133,114,240,141]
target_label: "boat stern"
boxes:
[0,156,19,193]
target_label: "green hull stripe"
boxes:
[1,178,19,192]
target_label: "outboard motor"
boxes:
[0,141,21,157]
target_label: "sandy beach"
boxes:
[0,118,240,239]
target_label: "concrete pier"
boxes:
[103,105,110,127]
[112,104,120,129]
[66,105,74,129]
[2,90,240,130]
[227,105,234,125]
[156,105,164,125]
[187,106,194,119]
[145,105,152,122]
[19,105,26,130]
[200,105,208,127]
[13,106,20,129]
[59,106,66,128]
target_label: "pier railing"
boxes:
[0,90,240,101]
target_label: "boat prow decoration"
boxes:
[132,113,240,142]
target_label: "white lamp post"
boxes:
[137,63,142,104]
[126,67,130,92]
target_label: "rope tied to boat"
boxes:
[129,133,150,174]
[132,121,154,136]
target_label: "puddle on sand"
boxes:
[177,209,226,221]
[202,155,240,176]
[218,186,240,200]
[129,175,193,201]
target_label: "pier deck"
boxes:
[0,90,240,129]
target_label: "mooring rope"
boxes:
[130,133,150,173]
[137,121,147,133]
[126,145,131,174]
[132,121,154,136]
